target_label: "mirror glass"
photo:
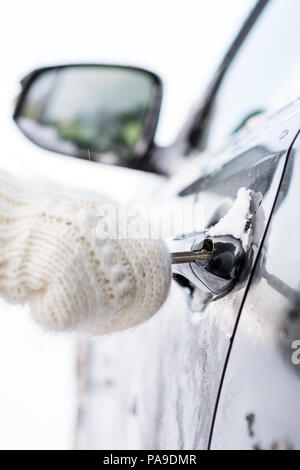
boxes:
[15,66,161,164]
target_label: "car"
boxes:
[11,0,300,450]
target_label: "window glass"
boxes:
[206,0,300,150]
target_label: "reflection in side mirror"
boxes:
[14,65,162,166]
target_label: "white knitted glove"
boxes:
[0,173,171,334]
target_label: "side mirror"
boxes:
[14,64,162,166]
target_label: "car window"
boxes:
[206,0,300,151]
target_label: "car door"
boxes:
[210,131,300,451]
[76,0,300,449]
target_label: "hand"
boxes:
[0,174,171,334]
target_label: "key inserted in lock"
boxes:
[171,237,213,265]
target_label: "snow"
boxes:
[0,300,76,450]
[208,187,252,251]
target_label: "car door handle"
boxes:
[169,231,245,297]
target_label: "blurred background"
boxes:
[0,0,254,449]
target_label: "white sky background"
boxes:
[0,0,254,449]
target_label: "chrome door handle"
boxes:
[169,231,245,297]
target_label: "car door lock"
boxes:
[170,231,245,297]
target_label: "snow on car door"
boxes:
[75,103,300,450]
[210,127,300,450]
[76,0,300,450]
